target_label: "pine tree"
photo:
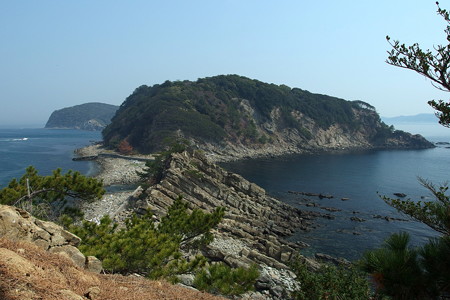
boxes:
[0,166,104,220]
[193,263,260,296]
[360,233,427,300]
[70,197,224,281]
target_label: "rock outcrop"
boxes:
[124,149,323,298]
[202,120,434,162]
[139,150,317,265]
[0,205,101,273]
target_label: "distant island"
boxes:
[102,75,434,160]
[382,113,438,124]
[45,102,119,131]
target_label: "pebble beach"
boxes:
[75,144,148,221]
[75,144,148,185]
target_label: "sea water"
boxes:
[0,128,101,188]
[1,124,449,260]
[222,123,450,260]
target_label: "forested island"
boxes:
[0,76,445,299]
[45,102,119,131]
[103,75,433,160]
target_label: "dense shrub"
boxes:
[138,141,188,184]
[291,258,370,300]
[193,263,259,296]
[70,197,224,281]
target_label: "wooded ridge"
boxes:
[102,75,433,160]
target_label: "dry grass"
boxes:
[0,238,224,300]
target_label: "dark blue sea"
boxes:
[222,123,450,260]
[1,124,449,261]
[0,128,101,188]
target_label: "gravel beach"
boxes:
[75,144,149,185]
[75,144,149,220]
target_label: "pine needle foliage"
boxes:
[361,233,450,299]
[360,232,427,300]
[386,3,450,126]
[0,166,104,220]
[158,197,225,249]
[291,258,370,300]
[382,178,450,235]
[70,197,224,281]
[420,236,450,296]
[193,263,259,296]
[373,175,450,298]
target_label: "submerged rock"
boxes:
[393,193,407,197]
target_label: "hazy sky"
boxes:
[1,1,448,127]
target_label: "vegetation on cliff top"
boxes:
[103,75,408,153]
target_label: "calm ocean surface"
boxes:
[222,123,450,260]
[1,124,449,261]
[0,128,101,188]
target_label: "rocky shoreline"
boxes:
[74,145,148,223]
[74,145,326,298]
[74,144,148,186]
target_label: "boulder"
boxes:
[86,256,103,274]
[50,245,86,269]
[0,205,102,273]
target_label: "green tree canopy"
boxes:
[0,166,105,220]
[70,196,225,281]
[360,232,428,299]
[102,75,394,153]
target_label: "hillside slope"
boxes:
[0,204,223,300]
[45,102,119,131]
[103,75,433,160]
[0,238,223,300]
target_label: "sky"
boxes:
[0,0,449,127]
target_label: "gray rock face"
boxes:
[140,150,317,265]
[0,205,102,273]
[130,150,322,297]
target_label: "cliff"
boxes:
[102,75,434,160]
[45,102,119,131]
[117,149,324,298]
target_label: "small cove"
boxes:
[221,144,449,260]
